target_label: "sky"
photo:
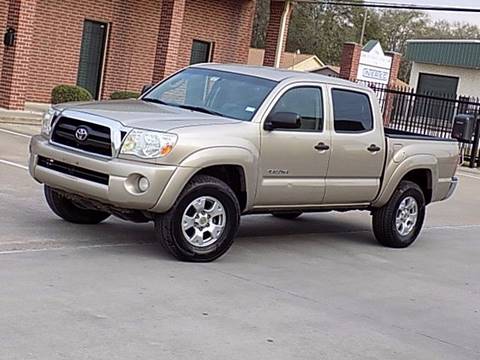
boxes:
[385,0,480,26]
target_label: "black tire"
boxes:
[154,175,241,262]
[44,185,110,224]
[372,180,426,248]
[271,211,303,220]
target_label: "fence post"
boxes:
[470,117,480,168]
[383,86,394,125]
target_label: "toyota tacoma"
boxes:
[29,64,459,261]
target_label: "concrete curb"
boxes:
[0,115,42,125]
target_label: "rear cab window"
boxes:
[332,89,374,133]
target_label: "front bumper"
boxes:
[29,135,177,210]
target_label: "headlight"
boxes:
[41,108,56,137]
[120,129,177,159]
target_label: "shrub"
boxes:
[110,91,140,100]
[51,85,93,104]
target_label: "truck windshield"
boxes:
[143,68,277,121]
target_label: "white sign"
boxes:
[357,41,392,85]
[358,64,390,83]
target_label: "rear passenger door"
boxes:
[324,87,386,204]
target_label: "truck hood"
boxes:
[56,99,241,132]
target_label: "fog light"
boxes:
[138,176,150,192]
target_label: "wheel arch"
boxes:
[151,147,258,213]
[373,154,438,208]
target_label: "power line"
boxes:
[296,1,480,13]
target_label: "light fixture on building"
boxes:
[3,27,15,47]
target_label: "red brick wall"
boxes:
[0,0,8,78]
[263,1,292,67]
[103,1,163,98]
[27,0,162,103]
[152,0,186,82]
[339,42,362,81]
[176,0,256,71]
[386,51,401,87]
[2,0,256,107]
[0,0,37,109]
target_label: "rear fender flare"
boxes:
[372,154,438,208]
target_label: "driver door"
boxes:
[255,85,331,207]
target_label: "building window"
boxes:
[190,40,213,65]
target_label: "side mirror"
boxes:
[264,112,301,131]
[141,84,153,95]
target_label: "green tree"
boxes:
[422,20,480,39]
[376,10,429,53]
[286,1,375,65]
[251,0,269,48]
[251,1,480,81]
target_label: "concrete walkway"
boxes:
[0,102,47,125]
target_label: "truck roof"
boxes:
[192,63,369,90]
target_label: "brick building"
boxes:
[0,0,292,110]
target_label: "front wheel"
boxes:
[154,175,240,262]
[372,180,426,248]
[44,186,110,224]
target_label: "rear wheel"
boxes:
[271,211,303,220]
[372,180,425,248]
[154,175,240,262]
[44,185,110,224]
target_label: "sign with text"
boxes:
[357,41,392,85]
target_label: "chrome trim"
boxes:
[395,196,418,236]
[181,196,226,247]
[445,176,459,200]
[49,110,131,159]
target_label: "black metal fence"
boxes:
[365,83,480,167]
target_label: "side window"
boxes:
[270,87,323,131]
[332,89,373,133]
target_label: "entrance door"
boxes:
[417,73,459,97]
[415,73,459,121]
[77,20,108,99]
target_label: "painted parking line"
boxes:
[0,127,32,139]
[0,242,152,256]
[0,159,28,170]
[1,224,480,256]
[458,172,480,181]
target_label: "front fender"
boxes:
[372,154,438,208]
[150,146,258,213]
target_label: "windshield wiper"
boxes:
[142,99,226,118]
[176,104,226,117]
[142,98,170,106]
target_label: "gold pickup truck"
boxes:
[29,64,459,261]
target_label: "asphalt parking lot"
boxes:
[1,125,480,360]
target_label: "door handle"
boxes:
[314,142,330,151]
[367,144,381,152]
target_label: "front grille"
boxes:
[37,156,109,185]
[51,117,112,157]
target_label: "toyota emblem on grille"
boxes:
[75,127,89,142]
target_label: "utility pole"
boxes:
[359,7,368,45]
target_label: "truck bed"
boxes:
[384,127,457,142]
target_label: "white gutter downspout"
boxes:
[274,0,292,68]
